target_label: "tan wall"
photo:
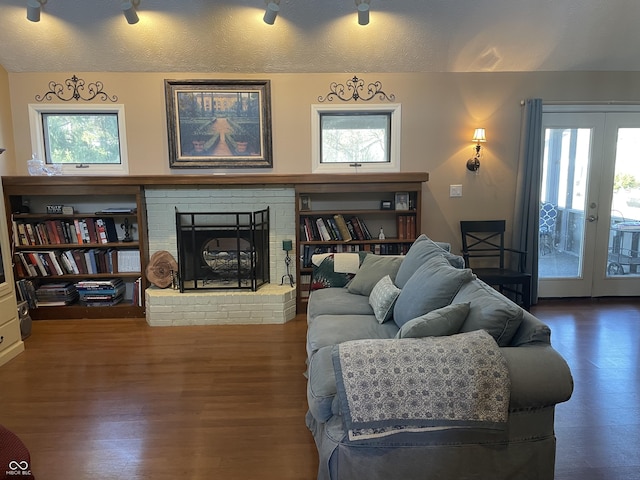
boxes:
[0,65,15,176]
[7,71,640,249]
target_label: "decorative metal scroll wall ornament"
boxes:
[318,75,395,102]
[35,75,118,102]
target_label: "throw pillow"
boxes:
[395,303,470,338]
[347,254,404,296]
[393,255,474,329]
[368,275,401,323]
[454,280,524,346]
[395,234,465,288]
[310,252,369,290]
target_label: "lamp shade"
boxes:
[282,240,293,251]
[472,128,487,143]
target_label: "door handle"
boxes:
[588,215,598,222]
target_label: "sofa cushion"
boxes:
[347,254,404,296]
[453,279,524,347]
[306,314,399,356]
[307,288,373,322]
[393,255,474,328]
[395,302,470,338]
[368,275,401,323]
[395,234,465,288]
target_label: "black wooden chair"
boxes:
[460,220,531,310]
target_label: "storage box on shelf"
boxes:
[3,183,148,320]
[295,181,423,312]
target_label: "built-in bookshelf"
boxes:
[295,181,424,312]
[3,184,148,320]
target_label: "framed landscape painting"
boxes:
[165,79,273,168]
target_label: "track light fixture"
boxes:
[263,1,279,25]
[357,0,370,26]
[121,0,139,25]
[26,0,45,23]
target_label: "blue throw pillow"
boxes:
[395,234,465,289]
[393,255,473,329]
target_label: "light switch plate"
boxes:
[450,185,463,197]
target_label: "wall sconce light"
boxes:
[466,128,486,173]
[357,0,370,26]
[281,239,295,287]
[26,0,45,22]
[263,1,279,25]
[121,0,140,25]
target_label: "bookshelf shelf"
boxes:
[3,184,148,319]
[295,180,425,312]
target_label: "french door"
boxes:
[538,106,640,297]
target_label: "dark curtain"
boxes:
[512,99,543,304]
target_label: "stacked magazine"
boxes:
[35,282,79,306]
[75,278,125,306]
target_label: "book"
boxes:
[95,219,109,244]
[333,214,352,242]
[315,218,332,241]
[85,218,98,244]
[116,250,140,272]
[103,217,120,242]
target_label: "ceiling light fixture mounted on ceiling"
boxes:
[26,0,46,23]
[121,0,140,25]
[263,1,280,25]
[356,0,370,26]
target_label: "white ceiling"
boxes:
[1,0,640,74]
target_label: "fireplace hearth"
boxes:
[176,208,269,292]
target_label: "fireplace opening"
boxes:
[176,208,269,292]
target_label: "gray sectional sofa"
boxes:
[305,235,574,480]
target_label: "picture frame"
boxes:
[300,195,312,211]
[380,200,393,210]
[164,79,273,169]
[394,192,409,211]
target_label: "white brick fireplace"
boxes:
[144,185,296,326]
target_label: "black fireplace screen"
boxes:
[176,208,269,292]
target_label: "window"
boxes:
[312,104,401,173]
[28,104,129,175]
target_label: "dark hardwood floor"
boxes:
[533,299,640,480]
[0,299,638,479]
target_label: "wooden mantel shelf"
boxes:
[2,172,428,188]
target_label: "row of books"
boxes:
[397,215,417,240]
[300,243,411,268]
[16,278,143,308]
[15,249,141,278]
[300,214,373,242]
[13,216,121,247]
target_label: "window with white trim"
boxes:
[28,104,129,175]
[311,104,401,173]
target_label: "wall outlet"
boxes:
[449,185,463,197]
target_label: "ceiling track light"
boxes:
[121,0,140,25]
[26,0,45,23]
[356,1,370,26]
[263,1,279,25]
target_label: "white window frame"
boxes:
[28,103,129,175]
[311,103,401,173]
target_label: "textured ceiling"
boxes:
[1,0,640,73]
